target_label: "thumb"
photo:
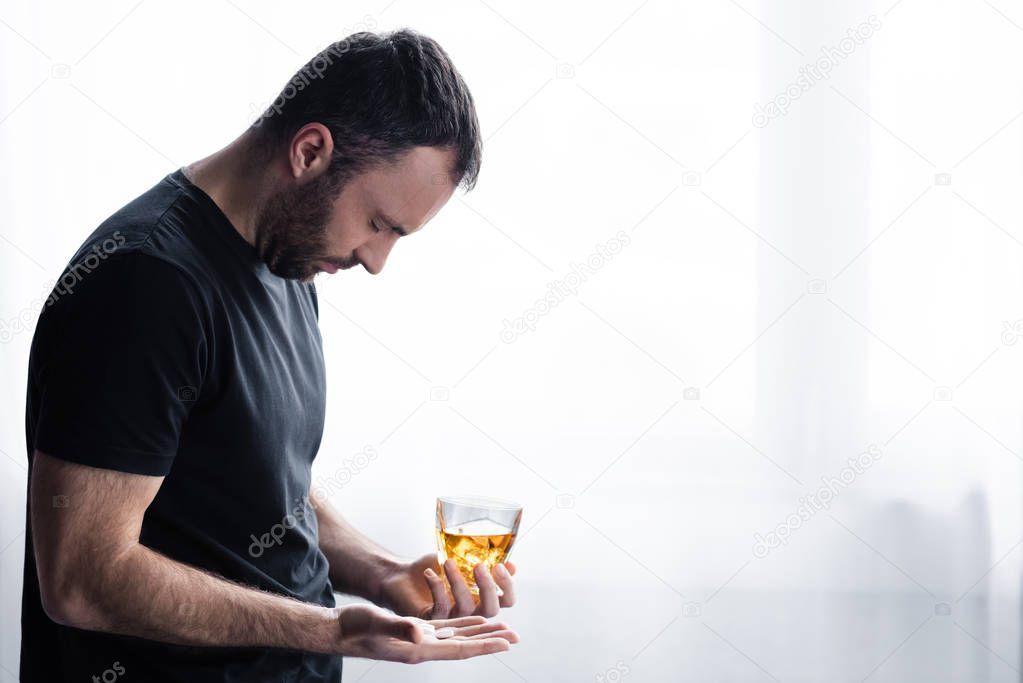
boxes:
[381,615,421,643]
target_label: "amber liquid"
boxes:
[435,520,516,595]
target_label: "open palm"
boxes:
[337,604,519,663]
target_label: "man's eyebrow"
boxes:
[379,212,409,236]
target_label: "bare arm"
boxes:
[31,450,517,661]
[31,451,342,652]
[312,487,402,604]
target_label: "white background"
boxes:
[3,0,1023,681]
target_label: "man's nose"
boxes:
[358,237,397,275]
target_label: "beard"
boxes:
[253,172,356,281]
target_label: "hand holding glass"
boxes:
[435,496,522,595]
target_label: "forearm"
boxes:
[313,493,402,602]
[67,543,341,653]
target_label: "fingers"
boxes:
[447,620,516,639]
[419,637,511,661]
[443,558,476,616]
[423,567,453,619]
[493,563,516,608]
[456,628,520,644]
[474,564,501,617]
[427,615,487,628]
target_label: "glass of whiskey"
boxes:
[435,495,522,595]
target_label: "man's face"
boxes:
[254,146,457,281]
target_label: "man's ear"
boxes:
[288,123,334,182]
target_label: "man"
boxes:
[21,29,518,682]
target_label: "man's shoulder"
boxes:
[41,173,217,325]
[72,171,205,275]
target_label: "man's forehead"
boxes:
[366,148,457,232]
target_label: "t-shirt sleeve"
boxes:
[33,251,209,476]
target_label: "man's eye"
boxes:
[370,221,381,233]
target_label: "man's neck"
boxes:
[183,132,276,248]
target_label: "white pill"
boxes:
[435,627,455,639]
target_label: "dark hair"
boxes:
[251,29,481,190]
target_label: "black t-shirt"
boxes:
[21,170,342,682]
